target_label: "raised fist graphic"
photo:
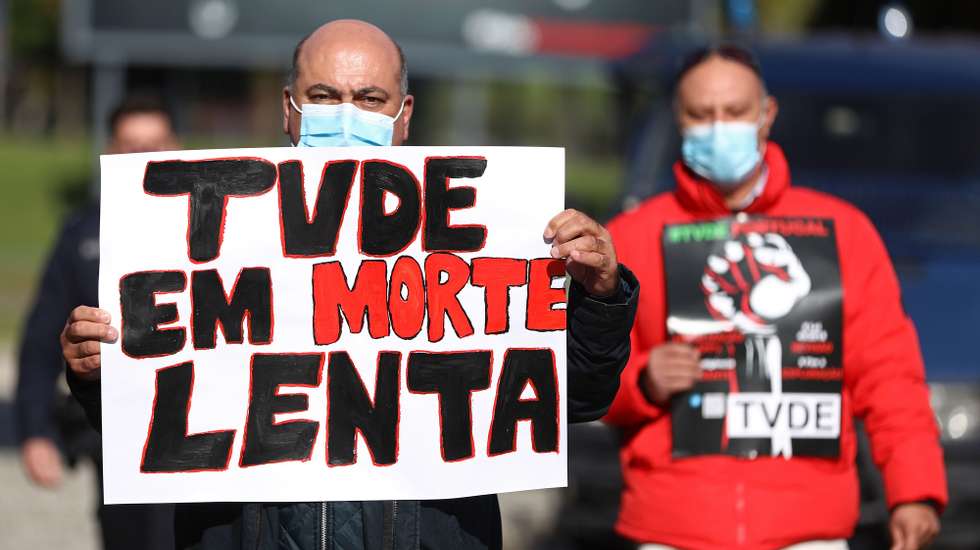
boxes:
[700,232,811,335]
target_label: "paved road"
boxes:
[0,344,99,550]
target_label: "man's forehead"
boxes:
[296,36,400,90]
[678,57,764,101]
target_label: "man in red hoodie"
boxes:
[604,44,946,550]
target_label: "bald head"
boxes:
[282,19,414,145]
[289,20,407,96]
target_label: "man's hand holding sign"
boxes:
[63,306,117,381]
[545,209,620,298]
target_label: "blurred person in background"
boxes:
[15,95,178,550]
[57,18,638,550]
[603,44,946,550]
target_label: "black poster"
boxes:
[663,215,843,459]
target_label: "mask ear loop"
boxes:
[384,97,408,145]
[287,94,303,146]
[392,97,406,121]
[288,93,304,114]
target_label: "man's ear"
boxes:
[760,95,779,141]
[282,87,292,136]
[397,94,414,144]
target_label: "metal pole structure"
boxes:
[90,60,125,197]
[689,0,723,40]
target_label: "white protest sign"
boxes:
[99,146,566,504]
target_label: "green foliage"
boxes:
[486,78,620,157]
[10,0,60,62]
[756,0,821,33]
[0,135,91,340]
[566,156,622,220]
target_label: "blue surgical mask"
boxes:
[681,121,762,187]
[290,95,405,147]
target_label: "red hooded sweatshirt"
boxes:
[604,143,947,549]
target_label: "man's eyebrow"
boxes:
[305,83,341,96]
[353,86,390,99]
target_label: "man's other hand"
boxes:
[61,305,118,382]
[643,343,701,406]
[890,502,940,550]
[21,437,63,488]
[543,209,620,298]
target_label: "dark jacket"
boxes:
[18,203,176,550]
[16,203,101,450]
[68,243,639,550]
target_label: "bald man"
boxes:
[61,19,639,550]
[604,44,945,550]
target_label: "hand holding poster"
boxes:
[99,146,566,504]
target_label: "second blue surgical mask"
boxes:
[291,95,405,147]
[681,121,762,187]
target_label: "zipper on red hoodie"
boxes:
[735,480,747,546]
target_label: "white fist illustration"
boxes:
[700,232,811,334]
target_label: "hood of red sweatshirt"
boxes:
[673,141,790,216]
